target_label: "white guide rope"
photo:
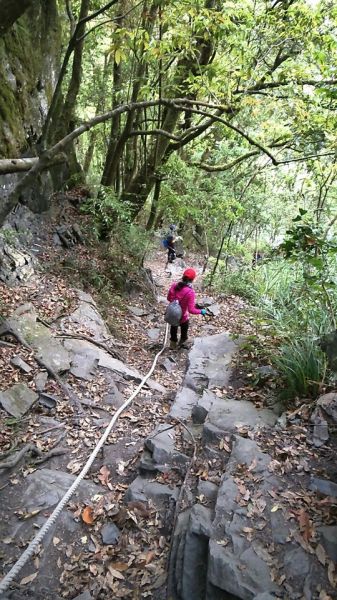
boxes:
[0,323,169,595]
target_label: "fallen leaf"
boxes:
[2,537,13,544]
[108,566,125,580]
[109,561,129,572]
[319,591,333,600]
[271,505,280,512]
[219,439,231,452]
[298,508,313,542]
[328,562,337,588]
[98,465,111,486]
[81,505,94,525]
[20,572,37,585]
[316,543,326,566]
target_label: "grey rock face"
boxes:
[144,424,189,469]
[270,509,291,544]
[0,237,35,286]
[170,386,200,421]
[0,383,38,417]
[207,398,277,436]
[309,477,337,498]
[208,540,278,599]
[22,469,102,509]
[227,436,271,474]
[180,505,213,600]
[125,476,178,505]
[63,337,164,392]
[318,525,337,561]
[192,390,217,424]
[283,547,310,585]
[317,392,337,423]
[184,333,237,392]
[62,296,111,341]
[197,480,219,504]
[7,304,71,373]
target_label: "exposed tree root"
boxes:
[56,332,124,360]
[0,433,67,470]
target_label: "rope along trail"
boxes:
[0,324,169,596]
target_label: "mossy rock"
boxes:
[0,0,61,157]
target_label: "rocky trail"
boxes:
[0,199,337,600]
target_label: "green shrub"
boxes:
[274,337,327,400]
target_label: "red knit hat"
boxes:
[183,268,197,281]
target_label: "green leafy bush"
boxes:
[274,337,327,400]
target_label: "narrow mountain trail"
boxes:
[0,203,336,600]
[0,204,250,600]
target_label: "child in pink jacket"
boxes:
[167,268,206,349]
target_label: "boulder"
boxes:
[161,357,176,373]
[317,392,337,423]
[147,328,161,341]
[184,333,237,392]
[192,390,217,424]
[170,386,200,421]
[207,540,278,599]
[62,295,111,341]
[206,398,277,435]
[319,330,337,371]
[310,407,329,447]
[34,371,48,392]
[63,337,165,392]
[144,424,189,469]
[125,476,178,505]
[6,304,71,373]
[0,383,38,417]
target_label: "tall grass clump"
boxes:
[274,337,327,400]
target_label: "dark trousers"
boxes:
[168,246,176,263]
[170,321,189,343]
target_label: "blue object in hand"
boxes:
[201,309,207,316]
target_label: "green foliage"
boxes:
[274,338,327,400]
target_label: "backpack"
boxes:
[164,299,182,326]
[162,238,169,249]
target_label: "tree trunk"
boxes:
[146,178,161,230]
[101,0,159,188]
[0,155,66,174]
[119,0,218,219]
[83,131,97,175]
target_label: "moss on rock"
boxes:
[0,0,61,157]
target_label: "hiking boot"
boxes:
[179,340,192,350]
[170,340,178,349]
